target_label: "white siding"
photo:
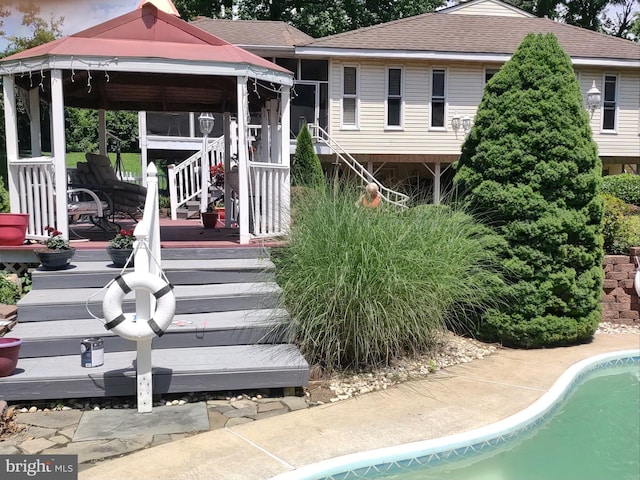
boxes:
[578,67,640,158]
[326,59,640,162]
[446,0,531,17]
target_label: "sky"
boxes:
[1,0,137,49]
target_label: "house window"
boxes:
[485,68,499,84]
[431,69,446,128]
[602,75,617,131]
[387,67,403,127]
[342,66,358,127]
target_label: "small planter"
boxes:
[0,338,22,377]
[34,248,76,270]
[214,207,225,221]
[201,212,218,229]
[0,213,29,246]
[107,246,134,268]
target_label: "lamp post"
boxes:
[586,81,601,118]
[199,113,214,214]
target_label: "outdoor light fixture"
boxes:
[586,81,601,117]
[451,111,471,135]
[198,112,215,135]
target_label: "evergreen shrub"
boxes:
[291,125,324,188]
[454,33,603,348]
[602,194,640,254]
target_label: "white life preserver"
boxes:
[102,272,176,342]
[635,268,640,299]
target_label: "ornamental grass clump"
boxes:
[273,185,506,371]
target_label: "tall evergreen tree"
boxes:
[454,33,603,348]
[292,124,324,188]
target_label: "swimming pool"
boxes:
[271,349,640,480]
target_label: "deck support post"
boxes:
[434,162,441,205]
[50,69,69,239]
[237,77,250,244]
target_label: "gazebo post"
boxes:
[3,75,20,212]
[50,69,69,239]
[237,77,250,244]
[223,111,232,227]
[29,88,42,156]
[280,86,291,232]
[98,109,107,156]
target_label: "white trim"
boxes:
[385,66,404,129]
[341,64,359,129]
[295,48,640,68]
[439,0,535,17]
[0,56,294,86]
[430,67,447,130]
[600,73,619,133]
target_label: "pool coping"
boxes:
[270,349,640,480]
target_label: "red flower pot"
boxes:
[0,337,22,377]
[0,213,29,246]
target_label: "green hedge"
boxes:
[602,174,640,206]
[602,194,640,254]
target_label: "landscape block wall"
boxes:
[602,248,640,325]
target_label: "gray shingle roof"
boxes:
[190,18,314,47]
[303,12,639,61]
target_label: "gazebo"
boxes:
[0,1,293,244]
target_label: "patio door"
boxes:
[291,81,328,137]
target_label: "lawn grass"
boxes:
[66,152,142,173]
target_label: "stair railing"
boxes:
[167,136,225,220]
[307,124,409,208]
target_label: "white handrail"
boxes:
[168,136,225,220]
[308,124,409,208]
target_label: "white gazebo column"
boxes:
[269,98,279,165]
[138,111,148,187]
[50,69,69,238]
[29,88,42,156]
[3,75,20,212]
[280,86,291,232]
[223,111,232,228]
[98,109,107,156]
[260,106,269,162]
[237,77,250,244]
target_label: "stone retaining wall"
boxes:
[602,247,639,325]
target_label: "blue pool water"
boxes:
[391,364,640,480]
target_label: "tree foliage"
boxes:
[291,124,324,188]
[175,0,444,37]
[454,33,604,348]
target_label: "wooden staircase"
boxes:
[0,247,308,402]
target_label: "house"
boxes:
[188,0,639,203]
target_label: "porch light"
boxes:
[586,81,601,117]
[451,111,471,135]
[198,112,215,135]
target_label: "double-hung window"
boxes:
[431,69,446,129]
[386,67,403,128]
[342,66,358,128]
[602,74,617,131]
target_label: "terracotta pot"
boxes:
[201,212,218,229]
[214,207,225,221]
[0,338,22,377]
[107,246,134,268]
[35,247,76,270]
[0,213,29,246]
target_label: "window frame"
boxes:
[430,67,447,131]
[601,73,618,133]
[385,66,404,130]
[341,64,359,130]
[484,67,499,85]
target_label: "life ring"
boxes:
[102,273,175,341]
[635,268,640,298]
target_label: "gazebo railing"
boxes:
[9,157,56,239]
[248,161,289,238]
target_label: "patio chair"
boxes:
[73,153,147,221]
[67,187,117,234]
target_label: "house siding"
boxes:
[578,67,640,158]
[327,59,640,163]
[445,0,531,17]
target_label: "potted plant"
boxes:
[0,175,29,246]
[34,226,76,270]
[0,338,22,377]
[201,203,218,229]
[107,229,135,267]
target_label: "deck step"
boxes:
[13,309,289,358]
[17,282,281,322]
[72,247,270,262]
[31,258,274,289]
[0,344,308,401]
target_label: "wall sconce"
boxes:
[451,111,471,136]
[586,81,601,117]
